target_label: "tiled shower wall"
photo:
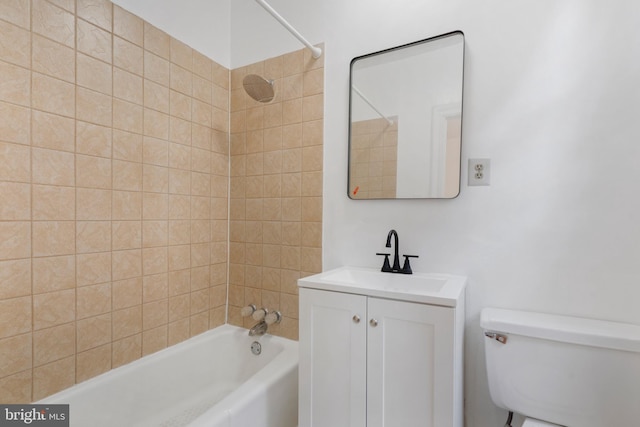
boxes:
[0,0,229,402]
[227,49,324,340]
[349,117,398,199]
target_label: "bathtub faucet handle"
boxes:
[265,310,282,325]
[240,304,257,317]
[252,307,268,321]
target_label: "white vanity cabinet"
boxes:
[298,267,466,427]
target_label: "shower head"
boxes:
[243,74,275,103]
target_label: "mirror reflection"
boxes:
[348,31,465,199]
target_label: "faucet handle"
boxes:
[376,253,392,272]
[401,255,419,274]
[252,307,268,321]
[240,304,257,317]
[265,310,282,325]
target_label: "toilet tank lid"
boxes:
[481,308,640,353]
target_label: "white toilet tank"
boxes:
[481,308,640,427]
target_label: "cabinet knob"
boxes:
[369,318,378,327]
[352,315,361,324]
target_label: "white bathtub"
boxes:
[39,325,298,427]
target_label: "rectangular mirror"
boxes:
[348,31,465,199]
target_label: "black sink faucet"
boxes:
[386,229,401,272]
[376,229,419,274]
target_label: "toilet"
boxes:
[481,308,640,427]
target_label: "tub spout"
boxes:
[249,320,268,336]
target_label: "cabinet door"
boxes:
[367,298,455,427]
[299,288,367,427]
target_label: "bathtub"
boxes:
[39,325,298,427]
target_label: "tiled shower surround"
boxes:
[227,48,324,338]
[0,0,323,403]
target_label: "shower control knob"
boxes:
[240,304,257,317]
[265,310,282,325]
[252,307,268,321]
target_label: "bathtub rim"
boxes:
[37,323,299,406]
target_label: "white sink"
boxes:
[298,266,466,307]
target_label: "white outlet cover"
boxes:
[468,158,490,186]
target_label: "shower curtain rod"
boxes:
[254,0,322,59]
[352,85,394,126]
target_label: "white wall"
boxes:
[115,0,640,425]
[111,0,231,67]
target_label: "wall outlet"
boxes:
[468,159,491,186]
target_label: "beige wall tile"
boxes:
[112,334,141,368]
[77,0,112,31]
[111,249,142,281]
[76,154,112,189]
[77,188,111,220]
[0,296,31,339]
[113,160,142,192]
[0,142,29,183]
[142,326,167,356]
[76,221,111,253]
[33,255,75,294]
[142,246,167,275]
[0,0,30,29]
[170,63,192,96]
[77,251,112,287]
[33,289,75,330]
[32,0,75,47]
[0,20,30,68]
[112,220,142,251]
[113,277,142,310]
[112,306,142,340]
[77,121,112,157]
[77,87,112,127]
[144,23,170,59]
[113,190,142,220]
[32,356,74,401]
[144,51,170,86]
[0,333,31,378]
[76,343,111,383]
[144,108,169,140]
[143,192,168,219]
[0,89,26,124]
[143,165,169,194]
[77,52,112,95]
[113,130,142,162]
[77,313,111,352]
[32,185,75,221]
[77,283,111,320]
[113,5,143,45]
[77,19,111,63]
[114,36,143,75]
[114,68,143,104]
[32,73,75,118]
[32,148,74,186]
[0,259,31,299]
[0,62,30,107]
[113,98,143,134]
[32,221,75,257]
[143,137,169,166]
[0,182,30,220]
[0,221,31,260]
[33,323,75,366]
[32,111,75,152]
[144,79,170,113]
